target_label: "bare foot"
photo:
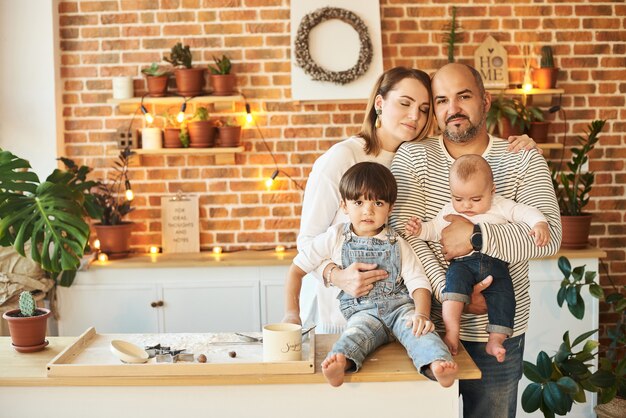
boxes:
[322,353,347,387]
[431,360,458,388]
[486,340,507,362]
[443,331,459,356]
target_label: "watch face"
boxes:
[471,232,482,250]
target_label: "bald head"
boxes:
[450,154,493,188]
[432,63,486,100]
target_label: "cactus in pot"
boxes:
[18,291,36,317]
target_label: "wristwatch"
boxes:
[470,224,483,252]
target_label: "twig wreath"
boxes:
[294,7,373,85]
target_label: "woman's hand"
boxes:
[406,312,435,336]
[507,134,543,155]
[329,262,388,297]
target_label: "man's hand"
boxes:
[331,262,388,297]
[464,275,492,314]
[441,214,474,260]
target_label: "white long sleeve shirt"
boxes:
[390,135,562,342]
[296,136,395,333]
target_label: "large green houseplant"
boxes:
[551,119,606,248]
[522,256,625,417]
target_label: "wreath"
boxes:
[294,7,373,85]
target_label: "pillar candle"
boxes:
[141,127,162,149]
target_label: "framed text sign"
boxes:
[161,194,200,254]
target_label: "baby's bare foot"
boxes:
[322,353,347,387]
[486,340,507,363]
[431,360,458,388]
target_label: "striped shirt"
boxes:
[389,135,562,342]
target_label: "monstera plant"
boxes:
[0,149,101,286]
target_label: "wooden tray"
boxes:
[47,327,315,377]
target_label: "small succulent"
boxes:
[208,55,232,75]
[19,291,36,317]
[540,45,555,68]
[164,42,193,69]
[192,107,210,122]
[141,62,172,77]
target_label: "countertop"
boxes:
[0,334,480,386]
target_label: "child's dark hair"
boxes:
[339,162,397,205]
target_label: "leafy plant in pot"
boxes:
[551,119,606,249]
[164,42,205,97]
[162,111,189,149]
[527,106,551,143]
[186,107,216,148]
[486,94,526,138]
[141,62,172,97]
[521,256,625,417]
[208,54,236,96]
[216,117,242,148]
[92,147,136,258]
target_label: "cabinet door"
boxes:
[56,283,159,336]
[259,266,289,326]
[161,279,260,333]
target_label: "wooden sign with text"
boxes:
[474,36,509,89]
[161,194,200,253]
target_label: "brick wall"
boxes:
[58,1,624,332]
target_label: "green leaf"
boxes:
[543,381,570,415]
[589,283,604,300]
[521,383,543,412]
[537,351,553,379]
[556,376,579,394]
[524,360,547,383]
[572,329,599,347]
[589,369,616,388]
[557,286,566,307]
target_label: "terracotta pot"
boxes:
[560,214,592,249]
[528,121,551,143]
[94,222,134,257]
[145,75,169,97]
[174,68,206,97]
[498,117,524,139]
[217,125,241,147]
[532,67,560,89]
[187,121,216,148]
[3,308,51,353]
[595,397,626,418]
[210,74,237,96]
[163,128,182,148]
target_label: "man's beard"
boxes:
[442,113,486,143]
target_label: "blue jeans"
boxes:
[444,252,515,336]
[459,334,525,418]
[331,223,452,378]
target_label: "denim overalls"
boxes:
[329,223,452,377]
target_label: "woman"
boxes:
[292,67,537,334]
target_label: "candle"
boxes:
[112,76,134,99]
[141,127,162,150]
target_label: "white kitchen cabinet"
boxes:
[56,253,291,336]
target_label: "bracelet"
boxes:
[324,265,337,288]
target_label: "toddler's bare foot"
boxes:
[322,353,347,387]
[486,340,507,363]
[431,360,458,388]
[443,332,459,356]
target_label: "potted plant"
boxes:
[92,147,136,258]
[551,119,606,249]
[522,256,625,417]
[164,42,205,97]
[186,106,216,148]
[162,111,189,148]
[527,105,551,143]
[208,54,236,96]
[486,94,525,138]
[2,291,52,353]
[216,117,242,147]
[141,62,172,97]
[533,45,560,89]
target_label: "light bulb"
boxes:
[177,111,185,123]
[98,252,109,262]
[93,239,101,250]
[275,245,285,253]
[212,246,223,254]
[125,189,134,201]
[265,170,279,190]
[523,83,533,92]
[149,246,159,254]
[245,103,253,123]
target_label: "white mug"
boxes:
[262,323,302,362]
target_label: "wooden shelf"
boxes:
[107,95,244,113]
[108,146,244,164]
[537,143,564,151]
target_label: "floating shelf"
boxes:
[488,88,564,106]
[107,95,244,113]
[537,143,564,151]
[108,146,244,165]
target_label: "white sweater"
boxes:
[389,135,562,342]
[297,136,395,334]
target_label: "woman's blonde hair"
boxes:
[358,67,434,156]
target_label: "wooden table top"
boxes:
[0,334,480,387]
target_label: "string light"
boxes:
[275,245,285,253]
[149,246,160,254]
[140,104,154,125]
[177,101,187,123]
[245,103,253,124]
[265,170,279,189]
[212,246,223,254]
[98,252,109,262]
[93,239,101,250]
[124,180,134,201]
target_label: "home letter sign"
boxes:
[474,36,508,89]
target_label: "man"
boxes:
[389,63,562,418]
